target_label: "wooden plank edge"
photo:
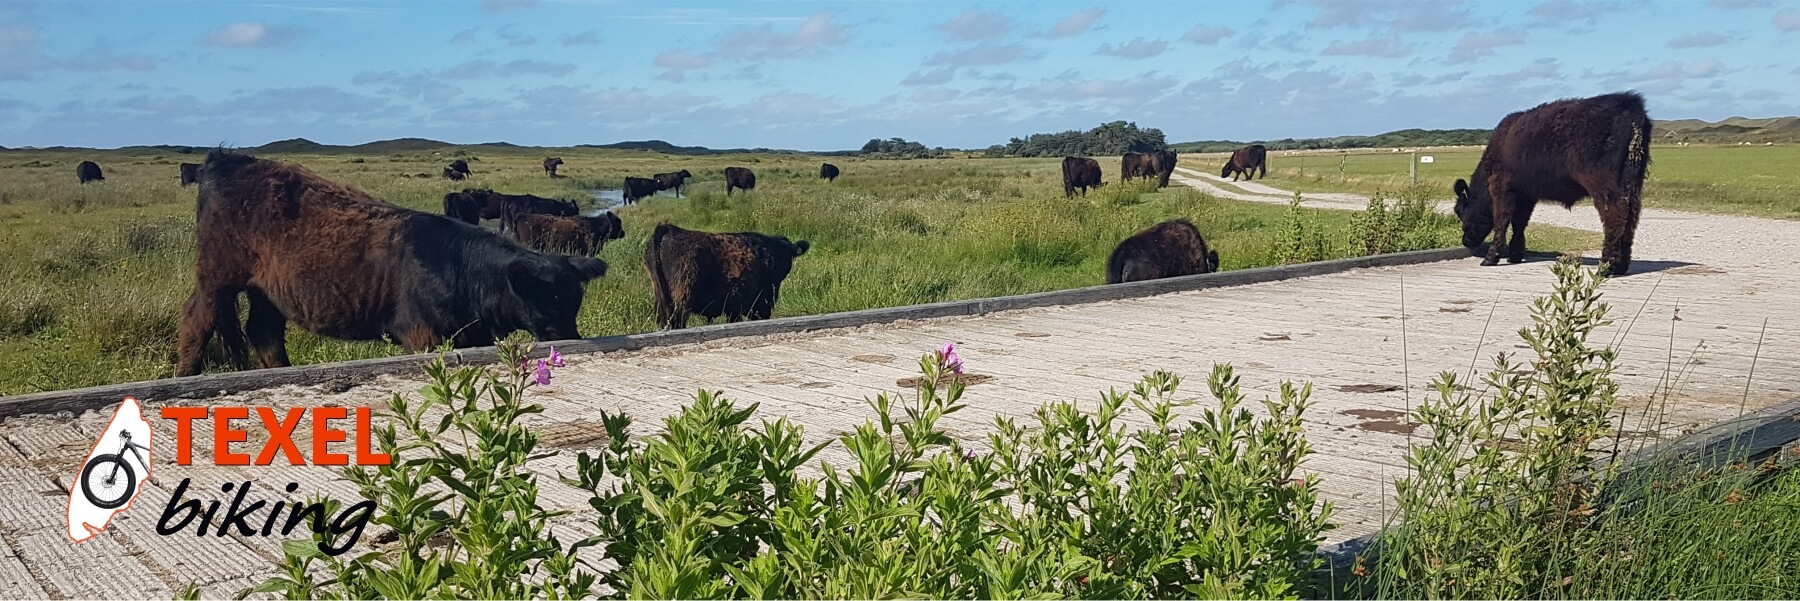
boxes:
[0,246,1474,419]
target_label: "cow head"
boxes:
[1219,161,1235,179]
[678,169,692,179]
[1452,178,1492,254]
[604,212,625,239]
[1205,249,1220,273]
[508,254,608,343]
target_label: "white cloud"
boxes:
[1181,25,1233,45]
[925,42,1032,67]
[935,9,1011,41]
[1322,36,1412,58]
[1095,38,1168,59]
[1667,32,1732,48]
[1045,8,1105,38]
[900,67,956,86]
[1449,30,1525,63]
[200,22,309,48]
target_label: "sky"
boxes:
[2,0,1797,150]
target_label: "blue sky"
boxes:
[2,0,1797,150]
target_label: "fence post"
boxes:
[1409,151,1418,184]
[1339,152,1347,181]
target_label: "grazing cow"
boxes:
[543,157,564,177]
[76,161,104,184]
[443,167,466,181]
[442,188,577,226]
[1221,145,1267,181]
[179,163,201,187]
[724,166,756,196]
[507,211,624,256]
[448,159,472,177]
[623,176,661,205]
[820,163,840,182]
[653,169,693,197]
[1455,91,1651,275]
[1153,149,1178,188]
[1061,157,1104,197]
[644,222,809,329]
[1121,152,1163,183]
[1105,219,1220,284]
[173,151,608,376]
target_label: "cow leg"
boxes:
[1591,188,1637,276]
[243,288,292,369]
[175,287,246,376]
[1482,178,1516,268]
[1257,162,1267,180]
[1507,200,1537,263]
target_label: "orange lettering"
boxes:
[213,407,250,465]
[354,407,392,466]
[312,407,349,466]
[255,407,307,466]
[160,407,208,465]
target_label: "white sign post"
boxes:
[1419,156,1435,164]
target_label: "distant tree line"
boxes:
[1170,128,1493,153]
[858,137,950,159]
[982,121,1168,158]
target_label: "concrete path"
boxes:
[2,172,1798,598]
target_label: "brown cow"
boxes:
[174,151,607,376]
[543,157,564,177]
[623,177,660,205]
[724,166,756,196]
[1062,157,1104,197]
[1153,149,1177,187]
[508,211,625,256]
[644,222,809,329]
[654,170,693,197]
[1106,219,1220,284]
[1121,152,1155,181]
[819,163,840,182]
[179,163,200,186]
[1455,91,1650,275]
[1221,145,1266,181]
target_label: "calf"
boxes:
[653,169,693,197]
[1106,219,1220,284]
[508,211,625,256]
[174,151,607,376]
[1062,156,1104,197]
[447,159,472,177]
[180,163,200,187]
[644,223,810,329]
[543,157,564,177]
[443,167,466,181]
[623,176,660,205]
[77,161,104,184]
[820,163,840,182]
[1454,91,1651,275]
[724,166,756,196]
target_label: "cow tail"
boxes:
[1621,113,1651,203]
[646,223,673,328]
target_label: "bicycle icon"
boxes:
[80,429,151,509]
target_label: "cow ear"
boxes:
[793,240,810,256]
[564,256,608,281]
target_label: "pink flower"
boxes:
[548,347,565,368]
[533,359,553,386]
[938,343,964,374]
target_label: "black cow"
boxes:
[820,163,840,182]
[443,188,577,227]
[443,167,466,181]
[507,211,625,257]
[1455,91,1651,275]
[724,167,756,196]
[654,170,693,197]
[448,159,472,177]
[1153,149,1177,187]
[623,177,661,205]
[644,222,809,329]
[173,150,607,376]
[544,157,564,177]
[180,163,200,187]
[1221,145,1266,181]
[1062,157,1104,197]
[77,161,104,184]
[1106,219,1220,284]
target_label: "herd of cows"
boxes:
[52,91,1649,375]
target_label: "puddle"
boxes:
[589,188,624,210]
[1341,408,1406,420]
[852,354,895,364]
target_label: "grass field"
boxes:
[0,149,1599,395]
[1188,144,1800,219]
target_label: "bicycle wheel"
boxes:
[80,454,136,509]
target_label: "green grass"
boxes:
[1180,144,1800,219]
[0,149,1596,395]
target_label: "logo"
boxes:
[67,397,153,542]
[68,399,391,556]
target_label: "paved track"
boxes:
[3,167,1797,597]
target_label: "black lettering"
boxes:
[218,480,266,536]
[155,478,200,535]
[319,501,375,556]
[282,500,327,536]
